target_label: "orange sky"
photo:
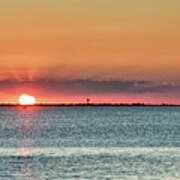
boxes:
[0,0,180,104]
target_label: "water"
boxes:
[0,106,180,179]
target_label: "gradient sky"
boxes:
[0,0,180,104]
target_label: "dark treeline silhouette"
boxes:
[0,103,180,107]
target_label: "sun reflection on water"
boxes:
[17,107,38,180]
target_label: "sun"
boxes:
[19,94,36,105]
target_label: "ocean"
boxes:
[0,106,180,179]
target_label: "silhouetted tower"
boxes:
[86,98,90,105]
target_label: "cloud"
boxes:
[0,78,179,95]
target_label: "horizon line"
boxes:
[0,103,180,107]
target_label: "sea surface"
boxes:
[0,106,180,179]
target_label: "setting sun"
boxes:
[19,94,36,105]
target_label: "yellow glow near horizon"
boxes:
[19,94,36,105]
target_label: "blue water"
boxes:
[0,106,180,179]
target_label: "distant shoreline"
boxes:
[0,103,180,107]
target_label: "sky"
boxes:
[0,0,180,104]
